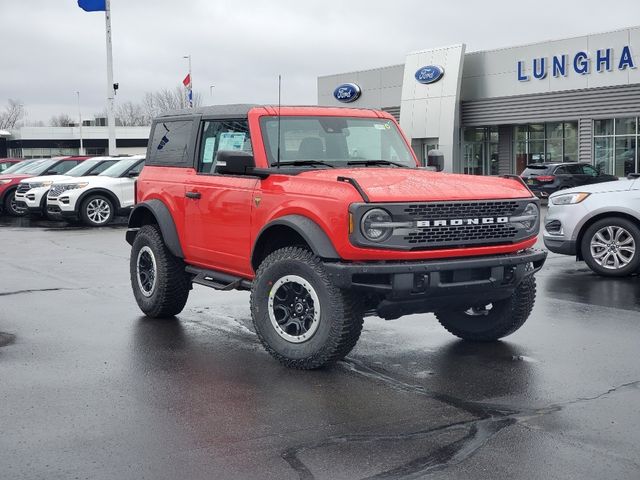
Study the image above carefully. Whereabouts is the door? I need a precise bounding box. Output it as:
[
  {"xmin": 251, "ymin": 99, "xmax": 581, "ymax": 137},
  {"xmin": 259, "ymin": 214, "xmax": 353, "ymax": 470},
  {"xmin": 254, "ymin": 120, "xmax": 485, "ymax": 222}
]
[{"xmin": 183, "ymin": 119, "xmax": 258, "ymax": 275}]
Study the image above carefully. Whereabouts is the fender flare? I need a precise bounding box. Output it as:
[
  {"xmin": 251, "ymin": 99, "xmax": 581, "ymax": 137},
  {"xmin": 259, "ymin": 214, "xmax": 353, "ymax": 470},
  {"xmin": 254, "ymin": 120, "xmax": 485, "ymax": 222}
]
[
  {"xmin": 126, "ymin": 199, "xmax": 184, "ymax": 258},
  {"xmin": 252, "ymin": 214, "xmax": 340, "ymax": 267}
]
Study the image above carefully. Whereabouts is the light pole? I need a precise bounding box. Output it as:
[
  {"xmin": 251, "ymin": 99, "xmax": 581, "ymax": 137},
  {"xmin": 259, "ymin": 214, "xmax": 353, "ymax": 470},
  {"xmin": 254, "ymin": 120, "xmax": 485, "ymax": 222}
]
[
  {"xmin": 183, "ymin": 55, "xmax": 193, "ymax": 108},
  {"xmin": 209, "ymin": 85, "xmax": 214, "ymax": 104},
  {"xmin": 76, "ymin": 92, "xmax": 84, "ymax": 155}
]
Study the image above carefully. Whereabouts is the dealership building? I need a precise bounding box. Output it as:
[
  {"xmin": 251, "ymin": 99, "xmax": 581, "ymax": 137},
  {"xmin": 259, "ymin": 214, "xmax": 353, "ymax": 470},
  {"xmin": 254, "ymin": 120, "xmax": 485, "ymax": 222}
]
[{"xmin": 318, "ymin": 26, "xmax": 640, "ymax": 176}]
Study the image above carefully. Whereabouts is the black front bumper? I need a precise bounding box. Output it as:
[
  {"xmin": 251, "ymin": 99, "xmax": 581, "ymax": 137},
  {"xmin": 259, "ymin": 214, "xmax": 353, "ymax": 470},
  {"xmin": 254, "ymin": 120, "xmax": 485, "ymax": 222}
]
[
  {"xmin": 324, "ymin": 249, "xmax": 547, "ymax": 319},
  {"xmin": 543, "ymin": 237, "xmax": 577, "ymax": 255}
]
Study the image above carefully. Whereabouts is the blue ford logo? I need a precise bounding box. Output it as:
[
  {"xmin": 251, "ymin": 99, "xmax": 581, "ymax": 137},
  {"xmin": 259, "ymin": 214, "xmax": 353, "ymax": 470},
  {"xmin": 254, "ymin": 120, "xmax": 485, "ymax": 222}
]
[
  {"xmin": 415, "ymin": 65, "xmax": 444, "ymax": 84},
  {"xmin": 333, "ymin": 83, "xmax": 361, "ymax": 103}
]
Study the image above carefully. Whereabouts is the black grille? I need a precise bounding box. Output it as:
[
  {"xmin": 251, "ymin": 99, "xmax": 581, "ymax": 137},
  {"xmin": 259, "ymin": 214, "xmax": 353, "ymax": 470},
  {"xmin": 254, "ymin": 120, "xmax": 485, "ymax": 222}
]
[
  {"xmin": 16, "ymin": 184, "xmax": 31, "ymax": 194},
  {"xmin": 404, "ymin": 224, "xmax": 519, "ymax": 245},
  {"xmin": 403, "ymin": 201, "xmax": 519, "ymax": 219}
]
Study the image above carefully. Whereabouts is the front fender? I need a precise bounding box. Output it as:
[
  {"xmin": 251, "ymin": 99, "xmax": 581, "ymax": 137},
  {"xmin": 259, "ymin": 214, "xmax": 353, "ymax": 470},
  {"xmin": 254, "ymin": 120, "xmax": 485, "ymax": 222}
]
[{"xmin": 126, "ymin": 199, "xmax": 184, "ymax": 258}]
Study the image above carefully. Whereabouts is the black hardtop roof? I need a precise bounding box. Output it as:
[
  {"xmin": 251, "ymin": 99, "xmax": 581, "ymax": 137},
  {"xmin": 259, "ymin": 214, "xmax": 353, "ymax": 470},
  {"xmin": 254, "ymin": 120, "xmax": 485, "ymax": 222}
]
[{"xmin": 155, "ymin": 104, "xmax": 385, "ymax": 120}]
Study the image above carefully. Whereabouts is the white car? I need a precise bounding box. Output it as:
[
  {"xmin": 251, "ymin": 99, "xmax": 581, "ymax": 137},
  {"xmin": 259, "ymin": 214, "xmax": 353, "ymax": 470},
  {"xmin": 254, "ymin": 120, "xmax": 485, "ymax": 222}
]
[
  {"xmin": 47, "ymin": 156, "xmax": 145, "ymax": 227},
  {"xmin": 15, "ymin": 157, "xmax": 121, "ymax": 216},
  {"xmin": 543, "ymin": 176, "xmax": 640, "ymax": 276}
]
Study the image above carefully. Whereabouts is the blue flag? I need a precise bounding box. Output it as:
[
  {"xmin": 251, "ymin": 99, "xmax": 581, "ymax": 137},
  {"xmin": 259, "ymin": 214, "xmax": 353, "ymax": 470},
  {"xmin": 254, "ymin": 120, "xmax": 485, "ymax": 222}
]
[{"xmin": 78, "ymin": 0, "xmax": 106, "ymax": 12}]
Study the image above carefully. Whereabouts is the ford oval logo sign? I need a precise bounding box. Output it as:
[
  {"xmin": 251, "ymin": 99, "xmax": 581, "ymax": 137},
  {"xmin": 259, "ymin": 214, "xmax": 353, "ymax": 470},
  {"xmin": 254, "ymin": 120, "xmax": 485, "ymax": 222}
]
[
  {"xmin": 415, "ymin": 65, "xmax": 444, "ymax": 84},
  {"xmin": 333, "ymin": 83, "xmax": 361, "ymax": 103}
]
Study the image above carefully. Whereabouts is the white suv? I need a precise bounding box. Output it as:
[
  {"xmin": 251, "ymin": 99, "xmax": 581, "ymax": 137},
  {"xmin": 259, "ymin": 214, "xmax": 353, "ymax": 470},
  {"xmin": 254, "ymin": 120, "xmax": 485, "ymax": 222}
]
[
  {"xmin": 544, "ymin": 176, "xmax": 640, "ymax": 276},
  {"xmin": 47, "ymin": 156, "xmax": 145, "ymax": 227},
  {"xmin": 15, "ymin": 157, "xmax": 120, "ymax": 216}
]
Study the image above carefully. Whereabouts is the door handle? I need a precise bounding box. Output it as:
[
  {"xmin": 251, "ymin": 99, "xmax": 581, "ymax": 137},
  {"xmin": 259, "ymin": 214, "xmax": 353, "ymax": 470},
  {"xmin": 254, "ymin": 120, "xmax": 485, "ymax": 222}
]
[{"xmin": 185, "ymin": 191, "xmax": 201, "ymax": 199}]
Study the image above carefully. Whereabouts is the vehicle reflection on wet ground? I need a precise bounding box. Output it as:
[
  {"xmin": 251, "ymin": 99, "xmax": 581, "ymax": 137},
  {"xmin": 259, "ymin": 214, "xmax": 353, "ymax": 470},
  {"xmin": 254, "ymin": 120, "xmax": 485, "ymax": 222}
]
[{"xmin": 1, "ymin": 215, "xmax": 639, "ymax": 479}]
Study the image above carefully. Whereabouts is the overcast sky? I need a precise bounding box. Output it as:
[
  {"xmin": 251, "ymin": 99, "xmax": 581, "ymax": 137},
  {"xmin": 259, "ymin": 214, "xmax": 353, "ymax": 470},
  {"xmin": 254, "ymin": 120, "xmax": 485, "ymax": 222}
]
[{"xmin": 2, "ymin": 0, "xmax": 640, "ymax": 124}]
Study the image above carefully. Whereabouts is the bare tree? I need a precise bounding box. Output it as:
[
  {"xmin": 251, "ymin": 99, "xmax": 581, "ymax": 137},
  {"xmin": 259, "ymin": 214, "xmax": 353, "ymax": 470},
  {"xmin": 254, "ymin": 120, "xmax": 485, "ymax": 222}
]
[
  {"xmin": 49, "ymin": 114, "xmax": 75, "ymax": 127},
  {"xmin": 115, "ymin": 101, "xmax": 147, "ymax": 126},
  {"xmin": 141, "ymin": 86, "xmax": 202, "ymax": 121},
  {"xmin": 0, "ymin": 99, "xmax": 25, "ymax": 129}
]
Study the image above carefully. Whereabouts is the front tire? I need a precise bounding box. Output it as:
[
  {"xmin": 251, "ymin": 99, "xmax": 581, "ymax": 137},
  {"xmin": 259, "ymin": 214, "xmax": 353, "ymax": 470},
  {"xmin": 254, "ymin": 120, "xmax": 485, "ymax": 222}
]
[
  {"xmin": 80, "ymin": 194, "xmax": 114, "ymax": 227},
  {"xmin": 581, "ymin": 218, "xmax": 640, "ymax": 277},
  {"xmin": 250, "ymin": 247, "xmax": 364, "ymax": 369},
  {"xmin": 3, "ymin": 189, "xmax": 26, "ymax": 217},
  {"xmin": 130, "ymin": 224, "xmax": 191, "ymax": 318},
  {"xmin": 435, "ymin": 276, "xmax": 537, "ymax": 341}
]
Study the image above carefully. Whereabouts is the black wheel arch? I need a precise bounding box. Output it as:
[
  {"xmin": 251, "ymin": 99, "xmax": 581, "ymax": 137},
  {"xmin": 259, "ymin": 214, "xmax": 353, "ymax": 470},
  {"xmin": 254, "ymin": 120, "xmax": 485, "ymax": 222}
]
[
  {"xmin": 251, "ymin": 215, "xmax": 340, "ymax": 272},
  {"xmin": 126, "ymin": 199, "xmax": 184, "ymax": 258}
]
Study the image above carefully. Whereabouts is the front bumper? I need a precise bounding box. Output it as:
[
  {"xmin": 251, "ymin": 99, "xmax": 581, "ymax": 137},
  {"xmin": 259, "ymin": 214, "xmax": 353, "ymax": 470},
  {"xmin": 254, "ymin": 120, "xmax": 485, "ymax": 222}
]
[{"xmin": 324, "ymin": 248, "xmax": 547, "ymax": 319}]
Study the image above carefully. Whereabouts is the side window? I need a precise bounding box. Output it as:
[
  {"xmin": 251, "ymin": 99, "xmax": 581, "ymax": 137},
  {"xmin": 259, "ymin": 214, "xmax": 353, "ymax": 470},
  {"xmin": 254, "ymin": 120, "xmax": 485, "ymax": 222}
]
[
  {"xmin": 148, "ymin": 120, "xmax": 193, "ymax": 166},
  {"xmin": 554, "ymin": 166, "xmax": 567, "ymax": 175},
  {"xmin": 565, "ymin": 164, "xmax": 583, "ymax": 175},
  {"xmin": 197, "ymin": 119, "xmax": 251, "ymax": 173},
  {"xmin": 127, "ymin": 161, "xmax": 145, "ymax": 177},
  {"xmin": 89, "ymin": 160, "xmax": 118, "ymax": 175},
  {"xmin": 582, "ymin": 165, "xmax": 599, "ymax": 177},
  {"xmin": 48, "ymin": 160, "xmax": 79, "ymax": 174}
]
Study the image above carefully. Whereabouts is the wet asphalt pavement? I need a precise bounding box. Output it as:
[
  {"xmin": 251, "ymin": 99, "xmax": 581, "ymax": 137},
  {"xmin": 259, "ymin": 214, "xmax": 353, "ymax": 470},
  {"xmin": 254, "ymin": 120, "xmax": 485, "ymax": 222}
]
[{"xmin": 1, "ymin": 215, "xmax": 639, "ymax": 480}]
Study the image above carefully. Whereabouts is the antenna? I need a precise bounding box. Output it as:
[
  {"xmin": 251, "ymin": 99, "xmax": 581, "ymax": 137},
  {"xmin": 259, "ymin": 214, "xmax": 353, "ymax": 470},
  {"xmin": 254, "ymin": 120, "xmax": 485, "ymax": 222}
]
[{"xmin": 276, "ymin": 74, "xmax": 281, "ymax": 169}]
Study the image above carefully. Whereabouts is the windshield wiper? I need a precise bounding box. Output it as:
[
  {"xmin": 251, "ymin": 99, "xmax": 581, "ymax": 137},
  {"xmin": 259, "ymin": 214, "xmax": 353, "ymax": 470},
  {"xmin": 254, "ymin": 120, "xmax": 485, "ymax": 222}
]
[
  {"xmin": 272, "ymin": 160, "xmax": 335, "ymax": 168},
  {"xmin": 346, "ymin": 159, "xmax": 409, "ymax": 168}
]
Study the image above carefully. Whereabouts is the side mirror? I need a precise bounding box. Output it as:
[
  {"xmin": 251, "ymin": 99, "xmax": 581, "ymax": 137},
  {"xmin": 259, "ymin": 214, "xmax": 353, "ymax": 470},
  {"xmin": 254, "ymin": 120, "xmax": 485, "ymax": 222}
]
[
  {"xmin": 216, "ymin": 150, "xmax": 255, "ymax": 175},
  {"xmin": 127, "ymin": 170, "xmax": 139, "ymax": 177},
  {"xmin": 426, "ymin": 149, "xmax": 444, "ymax": 172}
]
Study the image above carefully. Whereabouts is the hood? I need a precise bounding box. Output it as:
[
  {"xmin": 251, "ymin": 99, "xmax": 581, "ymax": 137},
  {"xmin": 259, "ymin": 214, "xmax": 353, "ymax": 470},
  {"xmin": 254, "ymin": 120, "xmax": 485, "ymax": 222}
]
[
  {"xmin": 549, "ymin": 178, "xmax": 637, "ymax": 197},
  {"xmin": 19, "ymin": 174, "xmax": 71, "ymax": 185},
  {"xmin": 296, "ymin": 168, "xmax": 532, "ymax": 202},
  {"xmin": 0, "ymin": 173, "xmax": 32, "ymax": 181},
  {"xmin": 52, "ymin": 175, "xmax": 116, "ymax": 187}
]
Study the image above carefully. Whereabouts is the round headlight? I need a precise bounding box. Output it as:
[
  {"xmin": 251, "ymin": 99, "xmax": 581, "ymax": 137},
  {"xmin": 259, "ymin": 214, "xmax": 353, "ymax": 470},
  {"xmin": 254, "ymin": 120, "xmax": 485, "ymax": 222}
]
[
  {"xmin": 361, "ymin": 208, "xmax": 393, "ymax": 242},
  {"xmin": 521, "ymin": 202, "xmax": 539, "ymax": 230}
]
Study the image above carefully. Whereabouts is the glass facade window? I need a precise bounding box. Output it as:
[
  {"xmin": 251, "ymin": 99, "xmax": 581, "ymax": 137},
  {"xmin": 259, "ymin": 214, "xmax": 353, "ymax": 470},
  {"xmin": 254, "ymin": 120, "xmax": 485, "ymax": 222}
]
[
  {"xmin": 593, "ymin": 117, "xmax": 638, "ymax": 176},
  {"xmin": 462, "ymin": 126, "xmax": 498, "ymax": 175},
  {"xmin": 513, "ymin": 121, "xmax": 578, "ymax": 174}
]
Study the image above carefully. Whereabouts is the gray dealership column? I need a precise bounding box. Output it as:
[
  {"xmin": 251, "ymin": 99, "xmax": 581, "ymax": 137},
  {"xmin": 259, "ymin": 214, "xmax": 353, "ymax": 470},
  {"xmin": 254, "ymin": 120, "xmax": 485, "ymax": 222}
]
[
  {"xmin": 498, "ymin": 126, "xmax": 513, "ymax": 175},
  {"xmin": 578, "ymin": 118, "xmax": 593, "ymax": 164}
]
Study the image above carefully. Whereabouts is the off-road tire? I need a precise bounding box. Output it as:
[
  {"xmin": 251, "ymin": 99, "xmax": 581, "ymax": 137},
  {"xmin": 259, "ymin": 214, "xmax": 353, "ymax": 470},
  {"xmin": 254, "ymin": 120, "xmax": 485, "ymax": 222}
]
[
  {"xmin": 581, "ymin": 217, "xmax": 640, "ymax": 277},
  {"xmin": 3, "ymin": 189, "xmax": 26, "ymax": 217},
  {"xmin": 250, "ymin": 247, "xmax": 364, "ymax": 369},
  {"xmin": 130, "ymin": 224, "xmax": 191, "ymax": 318},
  {"xmin": 80, "ymin": 194, "xmax": 115, "ymax": 227},
  {"xmin": 435, "ymin": 276, "xmax": 536, "ymax": 341}
]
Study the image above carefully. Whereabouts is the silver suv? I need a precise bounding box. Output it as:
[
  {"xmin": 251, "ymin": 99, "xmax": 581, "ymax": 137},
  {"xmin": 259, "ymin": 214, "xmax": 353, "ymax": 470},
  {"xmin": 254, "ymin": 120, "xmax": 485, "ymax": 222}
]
[{"xmin": 543, "ymin": 176, "xmax": 640, "ymax": 276}]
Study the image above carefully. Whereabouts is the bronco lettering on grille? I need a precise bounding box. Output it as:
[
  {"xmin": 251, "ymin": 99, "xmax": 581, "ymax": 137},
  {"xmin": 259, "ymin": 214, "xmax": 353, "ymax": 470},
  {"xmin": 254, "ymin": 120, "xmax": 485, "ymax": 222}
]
[{"xmin": 416, "ymin": 217, "xmax": 509, "ymax": 227}]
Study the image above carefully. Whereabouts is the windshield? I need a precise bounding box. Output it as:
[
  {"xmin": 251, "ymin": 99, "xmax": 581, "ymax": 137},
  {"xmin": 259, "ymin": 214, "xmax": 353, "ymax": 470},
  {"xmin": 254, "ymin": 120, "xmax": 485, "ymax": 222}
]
[
  {"xmin": 2, "ymin": 159, "xmax": 38, "ymax": 174},
  {"xmin": 99, "ymin": 158, "xmax": 143, "ymax": 177},
  {"xmin": 16, "ymin": 158, "xmax": 58, "ymax": 175},
  {"xmin": 260, "ymin": 116, "xmax": 416, "ymax": 168},
  {"xmin": 66, "ymin": 159, "xmax": 116, "ymax": 177}
]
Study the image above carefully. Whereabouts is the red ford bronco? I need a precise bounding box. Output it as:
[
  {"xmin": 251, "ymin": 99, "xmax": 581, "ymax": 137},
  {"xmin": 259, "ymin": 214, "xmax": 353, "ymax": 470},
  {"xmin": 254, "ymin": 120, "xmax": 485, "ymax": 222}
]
[{"xmin": 127, "ymin": 105, "xmax": 546, "ymax": 369}]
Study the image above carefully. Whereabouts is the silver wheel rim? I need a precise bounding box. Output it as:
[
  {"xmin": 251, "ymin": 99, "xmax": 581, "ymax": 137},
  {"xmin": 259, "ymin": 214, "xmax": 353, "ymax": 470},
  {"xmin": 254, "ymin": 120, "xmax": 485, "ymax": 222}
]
[
  {"xmin": 268, "ymin": 275, "xmax": 321, "ymax": 343},
  {"xmin": 86, "ymin": 198, "xmax": 111, "ymax": 224},
  {"xmin": 590, "ymin": 226, "xmax": 636, "ymax": 270},
  {"xmin": 136, "ymin": 246, "xmax": 157, "ymax": 297},
  {"xmin": 10, "ymin": 194, "xmax": 25, "ymax": 214}
]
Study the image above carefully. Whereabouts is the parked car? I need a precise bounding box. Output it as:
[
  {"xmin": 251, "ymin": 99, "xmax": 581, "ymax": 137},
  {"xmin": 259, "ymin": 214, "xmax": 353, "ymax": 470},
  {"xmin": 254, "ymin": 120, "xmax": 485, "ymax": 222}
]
[
  {"xmin": 0, "ymin": 158, "xmax": 23, "ymax": 173},
  {"xmin": 520, "ymin": 162, "xmax": 618, "ymax": 199},
  {"xmin": 15, "ymin": 156, "xmax": 119, "ymax": 216},
  {"xmin": 0, "ymin": 157, "xmax": 88, "ymax": 216},
  {"xmin": 126, "ymin": 105, "xmax": 546, "ymax": 370},
  {"xmin": 47, "ymin": 156, "xmax": 145, "ymax": 226},
  {"xmin": 544, "ymin": 176, "xmax": 640, "ymax": 276}
]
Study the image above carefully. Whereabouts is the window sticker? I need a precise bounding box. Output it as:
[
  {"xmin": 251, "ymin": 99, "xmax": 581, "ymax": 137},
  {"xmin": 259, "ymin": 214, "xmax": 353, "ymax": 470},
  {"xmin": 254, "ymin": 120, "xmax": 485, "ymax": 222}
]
[
  {"xmin": 218, "ymin": 132, "xmax": 246, "ymax": 151},
  {"xmin": 374, "ymin": 122, "xmax": 392, "ymax": 130},
  {"xmin": 202, "ymin": 137, "xmax": 216, "ymax": 164}
]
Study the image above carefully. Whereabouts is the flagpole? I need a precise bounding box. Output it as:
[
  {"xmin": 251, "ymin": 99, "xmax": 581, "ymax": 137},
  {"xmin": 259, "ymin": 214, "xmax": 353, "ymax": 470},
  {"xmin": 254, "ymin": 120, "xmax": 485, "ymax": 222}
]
[
  {"xmin": 183, "ymin": 54, "xmax": 193, "ymax": 108},
  {"xmin": 105, "ymin": 0, "xmax": 116, "ymax": 154}
]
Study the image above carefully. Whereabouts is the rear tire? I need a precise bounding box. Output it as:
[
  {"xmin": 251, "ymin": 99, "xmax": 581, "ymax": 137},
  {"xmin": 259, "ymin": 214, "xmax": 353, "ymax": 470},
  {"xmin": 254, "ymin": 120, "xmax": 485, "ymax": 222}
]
[
  {"xmin": 80, "ymin": 194, "xmax": 114, "ymax": 227},
  {"xmin": 3, "ymin": 189, "xmax": 26, "ymax": 217},
  {"xmin": 581, "ymin": 218, "xmax": 640, "ymax": 277},
  {"xmin": 435, "ymin": 276, "xmax": 536, "ymax": 341},
  {"xmin": 250, "ymin": 247, "xmax": 364, "ymax": 369},
  {"xmin": 130, "ymin": 224, "xmax": 191, "ymax": 318}
]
